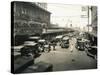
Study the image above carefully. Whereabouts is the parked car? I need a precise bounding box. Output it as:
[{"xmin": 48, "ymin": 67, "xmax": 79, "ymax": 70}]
[
  {"xmin": 55, "ymin": 35, "xmax": 63, "ymax": 43},
  {"xmin": 76, "ymin": 37, "xmax": 82, "ymax": 50},
  {"xmin": 76, "ymin": 37, "xmax": 90, "ymax": 51},
  {"xmin": 60, "ymin": 36, "xmax": 69, "ymax": 48},
  {"xmin": 20, "ymin": 41, "xmax": 39, "ymax": 56},
  {"xmin": 38, "ymin": 39, "xmax": 46, "ymax": 52},
  {"xmin": 84, "ymin": 33, "xmax": 97, "ymax": 59},
  {"xmin": 85, "ymin": 45, "xmax": 97, "ymax": 59}
]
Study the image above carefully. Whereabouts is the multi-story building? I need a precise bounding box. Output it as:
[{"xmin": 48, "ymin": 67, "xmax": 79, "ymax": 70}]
[
  {"xmin": 12, "ymin": 1, "xmax": 51, "ymax": 45},
  {"xmin": 13, "ymin": 1, "xmax": 51, "ymax": 35},
  {"xmin": 91, "ymin": 6, "xmax": 97, "ymax": 35}
]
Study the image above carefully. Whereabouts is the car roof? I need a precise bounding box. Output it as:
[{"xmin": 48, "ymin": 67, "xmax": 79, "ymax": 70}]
[
  {"xmin": 38, "ymin": 39, "xmax": 45, "ymax": 42},
  {"xmin": 62, "ymin": 37, "xmax": 69, "ymax": 40},
  {"xmin": 56, "ymin": 35, "xmax": 63, "ymax": 39}
]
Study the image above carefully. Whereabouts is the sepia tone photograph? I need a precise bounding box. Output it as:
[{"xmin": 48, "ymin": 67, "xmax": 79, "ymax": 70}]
[{"xmin": 11, "ymin": 1, "xmax": 97, "ymax": 74}]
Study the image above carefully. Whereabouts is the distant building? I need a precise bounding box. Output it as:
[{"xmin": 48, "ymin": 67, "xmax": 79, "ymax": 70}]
[
  {"xmin": 80, "ymin": 6, "xmax": 94, "ymax": 32},
  {"xmin": 13, "ymin": 1, "xmax": 51, "ymax": 35},
  {"xmin": 91, "ymin": 6, "xmax": 97, "ymax": 35}
]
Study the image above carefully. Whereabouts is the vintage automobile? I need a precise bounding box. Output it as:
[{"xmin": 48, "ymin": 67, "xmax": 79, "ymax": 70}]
[
  {"xmin": 20, "ymin": 41, "xmax": 40, "ymax": 56},
  {"xmin": 55, "ymin": 35, "xmax": 64, "ymax": 43},
  {"xmin": 76, "ymin": 37, "xmax": 90, "ymax": 51},
  {"xmin": 76, "ymin": 37, "xmax": 82, "ymax": 49},
  {"xmin": 84, "ymin": 33, "xmax": 97, "ymax": 59},
  {"xmin": 60, "ymin": 36, "xmax": 69, "ymax": 48},
  {"xmin": 86, "ymin": 46, "xmax": 97, "ymax": 59},
  {"xmin": 38, "ymin": 39, "xmax": 46, "ymax": 52}
]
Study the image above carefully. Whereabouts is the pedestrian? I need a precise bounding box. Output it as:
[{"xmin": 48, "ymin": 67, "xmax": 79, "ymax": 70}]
[
  {"xmin": 52, "ymin": 41, "xmax": 56, "ymax": 50},
  {"xmin": 70, "ymin": 38, "xmax": 74, "ymax": 52},
  {"xmin": 48, "ymin": 42, "xmax": 51, "ymax": 52}
]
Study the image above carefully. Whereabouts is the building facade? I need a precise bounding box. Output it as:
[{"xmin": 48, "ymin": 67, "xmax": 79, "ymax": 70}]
[
  {"xmin": 91, "ymin": 6, "xmax": 97, "ymax": 35},
  {"xmin": 13, "ymin": 1, "xmax": 51, "ymax": 35}
]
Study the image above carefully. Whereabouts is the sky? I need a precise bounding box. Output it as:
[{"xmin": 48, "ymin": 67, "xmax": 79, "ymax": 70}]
[{"xmin": 47, "ymin": 3, "xmax": 90, "ymax": 31}]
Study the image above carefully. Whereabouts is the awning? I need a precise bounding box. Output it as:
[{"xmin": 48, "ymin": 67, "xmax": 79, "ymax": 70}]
[{"xmin": 29, "ymin": 37, "xmax": 40, "ymax": 39}]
